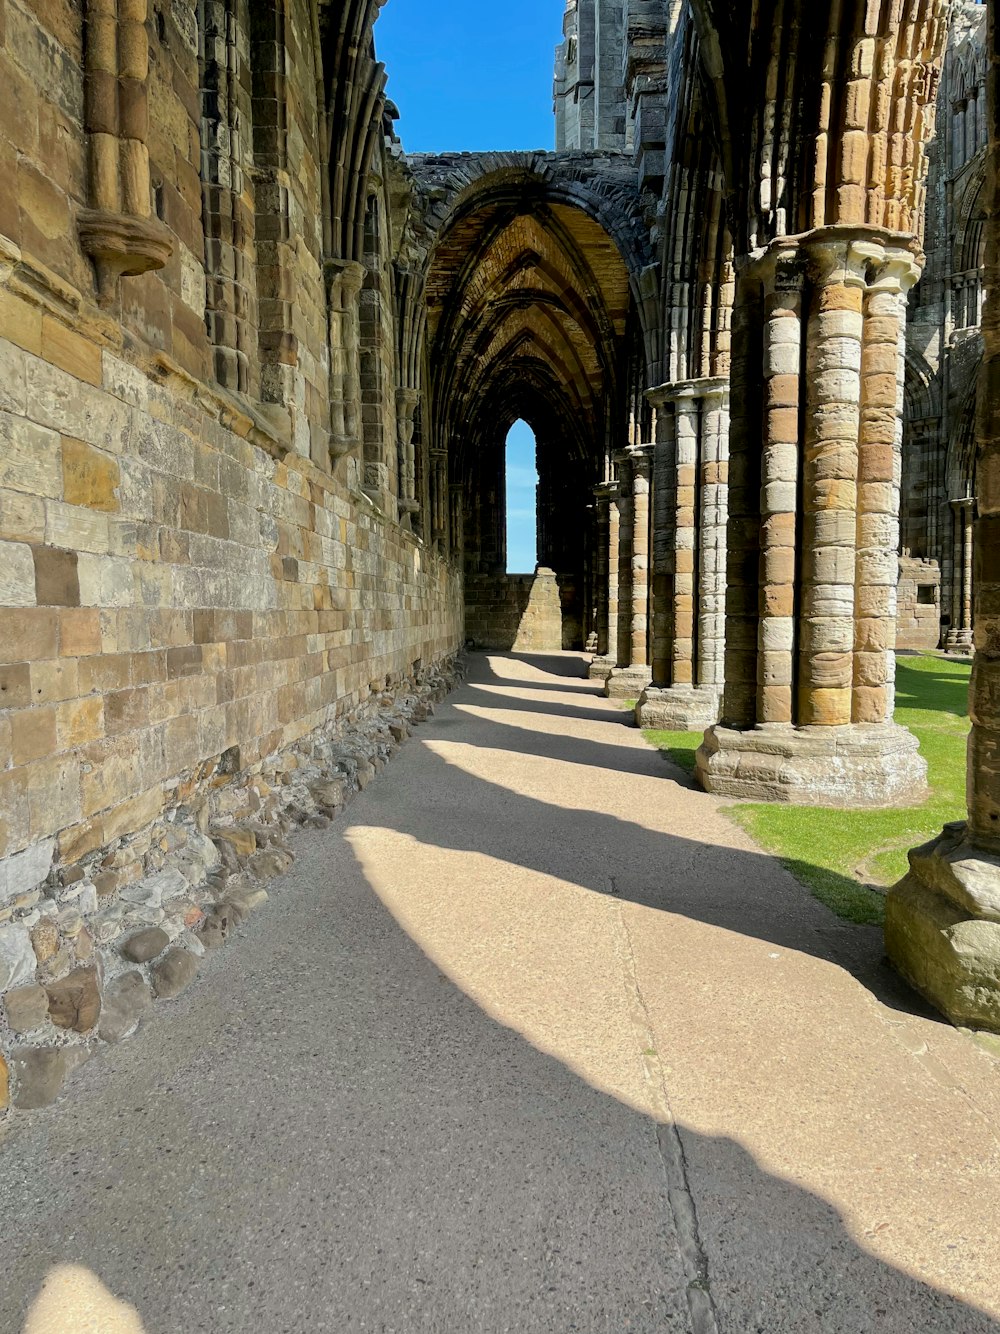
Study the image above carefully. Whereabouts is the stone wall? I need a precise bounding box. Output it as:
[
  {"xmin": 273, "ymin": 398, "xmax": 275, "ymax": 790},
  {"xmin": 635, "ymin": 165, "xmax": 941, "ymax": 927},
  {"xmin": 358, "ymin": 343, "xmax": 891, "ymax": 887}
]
[
  {"xmin": 465, "ymin": 570, "xmax": 581, "ymax": 652},
  {"xmin": 0, "ymin": 0, "xmax": 464, "ymax": 1118},
  {"xmin": 897, "ymin": 557, "xmax": 943, "ymax": 651}
]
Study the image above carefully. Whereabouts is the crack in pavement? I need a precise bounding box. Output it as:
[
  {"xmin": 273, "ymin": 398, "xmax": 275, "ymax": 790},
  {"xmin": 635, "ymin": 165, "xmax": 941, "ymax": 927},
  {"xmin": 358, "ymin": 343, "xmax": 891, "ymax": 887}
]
[{"xmin": 611, "ymin": 896, "xmax": 720, "ymax": 1334}]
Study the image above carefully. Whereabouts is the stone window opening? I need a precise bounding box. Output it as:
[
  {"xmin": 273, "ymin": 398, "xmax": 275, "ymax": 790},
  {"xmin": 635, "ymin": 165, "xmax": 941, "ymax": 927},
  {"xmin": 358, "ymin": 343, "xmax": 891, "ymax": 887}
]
[{"xmin": 505, "ymin": 420, "xmax": 540, "ymax": 575}]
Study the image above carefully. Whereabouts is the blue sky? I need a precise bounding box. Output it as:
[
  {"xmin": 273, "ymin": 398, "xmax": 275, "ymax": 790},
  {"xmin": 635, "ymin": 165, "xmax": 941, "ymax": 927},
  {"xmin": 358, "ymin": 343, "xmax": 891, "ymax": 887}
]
[
  {"xmin": 376, "ymin": 1, "xmax": 562, "ymax": 153},
  {"xmin": 376, "ymin": 2, "xmax": 556, "ymax": 571},
  {"xmin": 505, "ymin": 421, "xmax": 539, "ymax": 573}
]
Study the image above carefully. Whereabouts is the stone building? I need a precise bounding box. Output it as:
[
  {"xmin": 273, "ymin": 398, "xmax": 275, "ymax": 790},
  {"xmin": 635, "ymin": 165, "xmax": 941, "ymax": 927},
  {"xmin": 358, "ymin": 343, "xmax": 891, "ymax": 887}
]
[
  {"xmin": 2, "ymin": 0, "xmax": 1000, "ymax": 1120},
  {"xmin": 900, "ymin": 0, "xmax": 988, "ymax": 651}
]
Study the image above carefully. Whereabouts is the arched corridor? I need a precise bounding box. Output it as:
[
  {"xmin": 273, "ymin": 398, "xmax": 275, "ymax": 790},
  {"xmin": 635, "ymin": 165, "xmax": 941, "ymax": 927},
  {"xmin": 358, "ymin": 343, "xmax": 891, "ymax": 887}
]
[{"xmin": 1, "ymin": 652, "xmax": 999, "ymax": 1331}]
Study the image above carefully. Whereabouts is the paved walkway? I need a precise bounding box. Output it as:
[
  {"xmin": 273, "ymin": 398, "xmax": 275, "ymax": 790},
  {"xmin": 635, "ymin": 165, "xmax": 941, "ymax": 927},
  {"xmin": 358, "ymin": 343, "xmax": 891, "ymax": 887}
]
[{"xmin": 2, "ymin": 652, "xmax": 999, "ymax": 1333}]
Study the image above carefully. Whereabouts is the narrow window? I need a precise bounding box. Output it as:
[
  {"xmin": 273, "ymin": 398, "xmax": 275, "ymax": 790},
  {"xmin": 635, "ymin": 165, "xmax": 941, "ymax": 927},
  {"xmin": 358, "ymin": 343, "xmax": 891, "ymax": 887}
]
[{"xmin": 505, "ymin": 419, "xmax": 538, "ymax": 574}]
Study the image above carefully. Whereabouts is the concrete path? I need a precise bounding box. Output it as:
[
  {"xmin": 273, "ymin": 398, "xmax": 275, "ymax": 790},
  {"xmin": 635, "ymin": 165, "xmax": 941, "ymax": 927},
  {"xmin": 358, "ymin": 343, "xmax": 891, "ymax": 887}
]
[{"xmin": 2, "ymin": 651, "xmax": 999, "ymax": 1333}]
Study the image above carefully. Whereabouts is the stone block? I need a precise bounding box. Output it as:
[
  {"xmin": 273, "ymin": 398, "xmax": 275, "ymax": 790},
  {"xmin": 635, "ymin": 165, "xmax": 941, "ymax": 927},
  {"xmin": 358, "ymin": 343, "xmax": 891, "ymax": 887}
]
[
  {"xmin": 10, "ymin": 1046, "xmax": 70, "ymax": 1109},
  {"xmin": 0, "ymin": 539, "xmax": 37, "ymax": 606},
  {"xmin": 46, "ymin": 965, "xmax": 101, "ymax": 1032},
  {"xmin": 151, "ymin": 947, "xmax": 199, "ymax": 999},
  {"xmin": 0, "ymin": 837, "xmax": 55, "ymax": 907},
  {"xmin": 32, "ymin": 544, "xmax": 80, "ymax": 606},
  {"xmin": 99, "ymin": 971, "xmax": 152, "ymax": 1042},
  {"xmin": 62, "ymin": 437, "xmax": 121, "ymax": 512},
  {"xmin": 121, "ymin": 926, "xmax": 170, "ymax": 963},
  {"xmin": 3, "ymin": 983, "xmax": 49, "ymax": 1033},
  {"xmin": 0, "ymin": 924, "xmax": 36, "ymax": 990}
]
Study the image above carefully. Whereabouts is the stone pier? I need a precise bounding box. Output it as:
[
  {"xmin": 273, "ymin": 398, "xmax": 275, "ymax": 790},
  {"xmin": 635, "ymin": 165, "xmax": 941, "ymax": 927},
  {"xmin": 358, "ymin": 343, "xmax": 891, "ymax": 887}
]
[
  {"xmin": 696, "ymin": 228, "xmax": 928, "ymax": 806},
  {"xmin": 886, "ymin": 19, "xmax": 1000, "ymax": 1031},
  {"xmin": 637, "ymin": 378, "xmax": 729, "ymax": 730},
  {"xmin": 605, "ymin": 446, "xmax": 654, "ymax": 699},
  {"xmin": 588, "ymin": 482, "xmax": 620, "ymax": 681}
]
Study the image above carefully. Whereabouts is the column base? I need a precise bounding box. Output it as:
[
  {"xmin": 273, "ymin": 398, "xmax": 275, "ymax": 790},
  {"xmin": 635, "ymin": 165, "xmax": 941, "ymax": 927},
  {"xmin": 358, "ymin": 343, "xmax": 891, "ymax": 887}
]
[
  {"xmin": 944, "ymin": 629, "xmax": 974, "ymax": 656},
  {"xmin": 604, "ymin": 666, "xmax": 653, "ymax": 700},
  {"xmin": 885, "ymin": 823, "xmax": 1000, "ymax": 1032},
  {"xmin": 695, "ymin": 721, "xmax": 928, "ymax": 807},
  {"xmin": 635, "ymin": 685, "xmax": 721, "ymax": 731},
  {"xmin": 587, "ymin": 655, "xmax": 615, "ymax": 682}
]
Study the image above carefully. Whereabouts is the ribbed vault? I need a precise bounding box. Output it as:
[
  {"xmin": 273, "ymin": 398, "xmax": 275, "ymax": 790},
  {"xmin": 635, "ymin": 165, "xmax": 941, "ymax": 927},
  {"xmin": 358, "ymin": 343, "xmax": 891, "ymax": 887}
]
[{"xmin": 422, "ymin": 170, "xmax": 635, "ymax": 645}]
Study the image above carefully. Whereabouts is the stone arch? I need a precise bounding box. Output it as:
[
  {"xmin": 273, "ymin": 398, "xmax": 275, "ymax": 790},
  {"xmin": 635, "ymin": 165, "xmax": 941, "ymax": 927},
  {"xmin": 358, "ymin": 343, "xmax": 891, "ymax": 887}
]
[{"xmin": 414, "ymin": 157, "xmax": 638, "ymax": 649}]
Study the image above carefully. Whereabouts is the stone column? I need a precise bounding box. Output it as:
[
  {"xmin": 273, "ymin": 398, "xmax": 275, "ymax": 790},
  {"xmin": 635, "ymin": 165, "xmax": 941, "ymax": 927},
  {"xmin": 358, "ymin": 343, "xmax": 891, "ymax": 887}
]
[
  {"xmin": 590, "ymin": 482, "xmax": 622, "ymax": 682},
  {"xmin": 886, "ymin": 20, "xmax": 1000, "ymax": 1025},
  {"xmin": 430, "ymin": 447, "xmax": 449, "ymax": 554},
  {"xmin": 637, "ymin": 378, "xmax": 730, "ymax": 730},
  {"xmin": 944, "ymin": 499, "xmax": 975, "ymax": 654},
  {"xmin": 696, "ymin": 226, "xmax": 927, "ymax": 806},
  {"xmin": 396, "ymin": 389, "xmax": 420, "ymax": 529},
  {"xmin": 588, "ymin": 483, "xmax": 616, "ymax": 671},
  {"xmin": 77, "ymin": 0, "xmax": 171, "ymax": 305},
  {"xmin": 606, "ymin": 446, "xmax": 653, "ymax": 699}
]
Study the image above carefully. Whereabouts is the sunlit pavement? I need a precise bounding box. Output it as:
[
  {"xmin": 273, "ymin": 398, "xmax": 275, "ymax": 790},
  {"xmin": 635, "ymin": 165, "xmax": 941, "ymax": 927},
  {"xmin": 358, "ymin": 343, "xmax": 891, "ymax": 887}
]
[{"xmin": 1, "ymin": 652, "xmax": 998, "ymax": 1333}]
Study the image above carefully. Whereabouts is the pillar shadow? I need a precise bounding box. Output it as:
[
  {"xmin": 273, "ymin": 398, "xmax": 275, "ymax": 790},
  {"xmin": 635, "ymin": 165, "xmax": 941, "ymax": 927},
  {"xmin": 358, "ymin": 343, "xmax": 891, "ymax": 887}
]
[{"xmin": 0, "ymin": 827, "xmax": 995, "ymax": 1333}]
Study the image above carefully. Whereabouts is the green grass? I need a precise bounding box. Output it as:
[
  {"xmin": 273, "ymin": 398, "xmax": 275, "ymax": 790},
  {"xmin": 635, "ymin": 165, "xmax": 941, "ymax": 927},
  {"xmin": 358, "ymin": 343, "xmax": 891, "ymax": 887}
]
[{"xmin": 639, "ymin": 654, "xmax": 972, "ymax": 926}]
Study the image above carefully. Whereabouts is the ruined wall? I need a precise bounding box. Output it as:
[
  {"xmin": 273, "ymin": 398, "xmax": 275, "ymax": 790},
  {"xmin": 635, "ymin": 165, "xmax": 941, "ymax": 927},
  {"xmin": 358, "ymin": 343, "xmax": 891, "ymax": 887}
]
[
  {"xmin": 0, "ymin": 0, "xmax": 462, "ymax": 1112},
  {"xmin": 465, "ymin": 571, "xmax": 581, "ymax": 652}
]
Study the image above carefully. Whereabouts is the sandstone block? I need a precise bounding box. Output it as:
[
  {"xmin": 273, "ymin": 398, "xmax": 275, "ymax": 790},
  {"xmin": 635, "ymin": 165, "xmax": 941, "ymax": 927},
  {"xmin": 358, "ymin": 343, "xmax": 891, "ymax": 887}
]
[
  {"xmin": 211, "ymin": 826, "xmax": 257, "ymax": 859},
  {"xmin": 121, "ymin": 926, "xmax": 170, "ymax": 963},
  {"xmin": 0, "ymin": 924, "xmax": 37, "ymax": 990},
  {"xmin": 62, "ymin": 437, "xmax": 121, "ymax": 512},
  {"xmin": 0, "ymin": 1052, "xmax": 8, "ymax": 1111},
  {"xmin": 4, "ymin": 983, "xmax": 49, "ymax": 1033},
  {"xmin": 10, "ymin": 1046, "xmax": 70, "ymax": 1109},
  {"xmin": 0, "ymin": 539, "xmax": 37, "ymax": 607},
  {"xmin": 151, "ymin": 947, "xmax": 199, "ymax": 999},
  {"xmin": 46, "ymin": 965, "xmax": 101, "ymax": 1032},
  {"xmin": 99, "ymin": 971, "xmax": 152, "ymax": 1042}
]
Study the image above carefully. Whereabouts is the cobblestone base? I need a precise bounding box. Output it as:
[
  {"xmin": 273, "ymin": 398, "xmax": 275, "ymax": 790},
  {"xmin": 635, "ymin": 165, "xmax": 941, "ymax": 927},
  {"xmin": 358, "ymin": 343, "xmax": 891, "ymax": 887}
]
[{"xmin": 0, "ymin": 654, "xmax": 465, "ymax": 1123}]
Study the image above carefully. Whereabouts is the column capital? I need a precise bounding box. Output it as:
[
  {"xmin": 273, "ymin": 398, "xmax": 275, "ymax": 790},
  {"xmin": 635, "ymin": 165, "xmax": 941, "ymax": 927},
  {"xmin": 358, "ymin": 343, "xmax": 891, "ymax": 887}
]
[
  {"xmin": 626, "ymin": 443, "xmax": 654, "ymax": 477},
  {"xmin": 739, "ymin": 225, "xmax": 924, "ymax": 295},
  {"xmin": 594, "ymin": 480, "xmax": 619, "ymax": 503},
  {"xmin": 645, "ymin": 375, "xmax": 729, "ymax": 407}
]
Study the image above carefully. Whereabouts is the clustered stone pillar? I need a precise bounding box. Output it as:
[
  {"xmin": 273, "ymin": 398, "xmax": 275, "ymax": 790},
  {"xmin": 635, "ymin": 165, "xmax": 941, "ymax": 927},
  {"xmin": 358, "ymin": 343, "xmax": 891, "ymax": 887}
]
[
  {"xmin": 605, "ymin": 446, "xmax": 653, "ymax": 699},
  {"xmin": 430, "ymin": 447, "xmax": 450, "ymax": 553},
  {"xmin": 589, "ymin": 481, "xmax": 621, "ymax": 682},
  {"xmin": 696, "ymin": 226, "xmax": 928, "ymax": 806},
  {"xmin": 327, "ymin": 260, "xmax": 365, "ymax": 462},
  {"xmin": 945, "ymin": 498, "xmax": 975, "ymax": 653},
  {"xmin": 77, "ymin": 0, "xmax": 171, "ymax": 305},
  {"xmin": 885, "ymin": 17, "xmax": 1000, "ymax": 1031},
  {"xmin": 396, "ymin": 388, "xmax": 420, "ymax": 529},
  {"xmin": 636, "ymin": 378, "xmax": 730, "ymax": 729}
]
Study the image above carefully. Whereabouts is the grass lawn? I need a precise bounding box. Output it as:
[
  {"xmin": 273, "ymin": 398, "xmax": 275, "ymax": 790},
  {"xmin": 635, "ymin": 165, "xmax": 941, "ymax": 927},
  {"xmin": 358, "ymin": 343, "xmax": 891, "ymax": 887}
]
[{"xmin": 638, "ymin": 654, "xmax": 972, "ymax": 925}]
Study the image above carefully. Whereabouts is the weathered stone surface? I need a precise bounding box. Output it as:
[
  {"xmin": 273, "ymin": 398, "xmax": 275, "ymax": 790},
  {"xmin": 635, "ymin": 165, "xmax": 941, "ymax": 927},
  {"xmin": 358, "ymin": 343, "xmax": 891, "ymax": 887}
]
[
  {"xmin": 309, "ymin": 779, "xmax": 346, "ymax": 810},
  {"xmin": 0, "ymin": 925, "xmax": 37, "ymax": 991},
  {"xmin": 0, "ymin": 1052, "xmax": 8, "ymax": 1111},
  {"xmin": 99, "ymin": 972, "xmax": 152, "ymax": 1043},
  {"xmin": 151, "ymin": 948, "xmax": 200, "ymax": 999},
  {"xmin": 10, "ymin": 1047, "xmax": 70, "ymax": 1109},
  {"xmin": 225, "ymin": 888, "xmax": 269, "ymax": 919},
  {"xmin": 3, "ymin": 984, "xmax": 49, "ymax": 1033},
  {"xmin": 887, "ymin": 873, "xmax": 1000, "ymax": 1033},
  {"xmin": 0, "ymin": 838, "xmax": 55, "ymax": 907},
  {"xmin": 211, "ymin": 827, "xmax": 257, "ymax": 860},
  {"xmin": 46, "ymin": 966, "xmax": 101, "ymax": 1033},
  {"xmin": 248, "ymin": 848, "xmax": 293, "ymax": 882},
  {"xmin": 120, "ymin": 868, "xmax": 188, "ymax": 908},
  {"xmin": 119, "ymin": 925, "xmax": 169, "ymax": 963}
]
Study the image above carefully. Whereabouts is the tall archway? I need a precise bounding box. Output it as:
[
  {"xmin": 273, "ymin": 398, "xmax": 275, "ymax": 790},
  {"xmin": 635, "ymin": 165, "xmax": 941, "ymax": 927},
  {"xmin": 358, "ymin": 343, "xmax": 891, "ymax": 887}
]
[{"xmin": 421, "ymin": 169, "xmax": 638, "ymax": 651}]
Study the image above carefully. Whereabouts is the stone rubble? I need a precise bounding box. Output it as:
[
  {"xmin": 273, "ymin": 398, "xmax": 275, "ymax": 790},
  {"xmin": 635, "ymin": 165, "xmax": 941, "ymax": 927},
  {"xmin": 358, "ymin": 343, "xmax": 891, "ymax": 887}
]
[{"xmin": 0, "ymin": 654, "xmax": 464, "ymax": 1126}]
